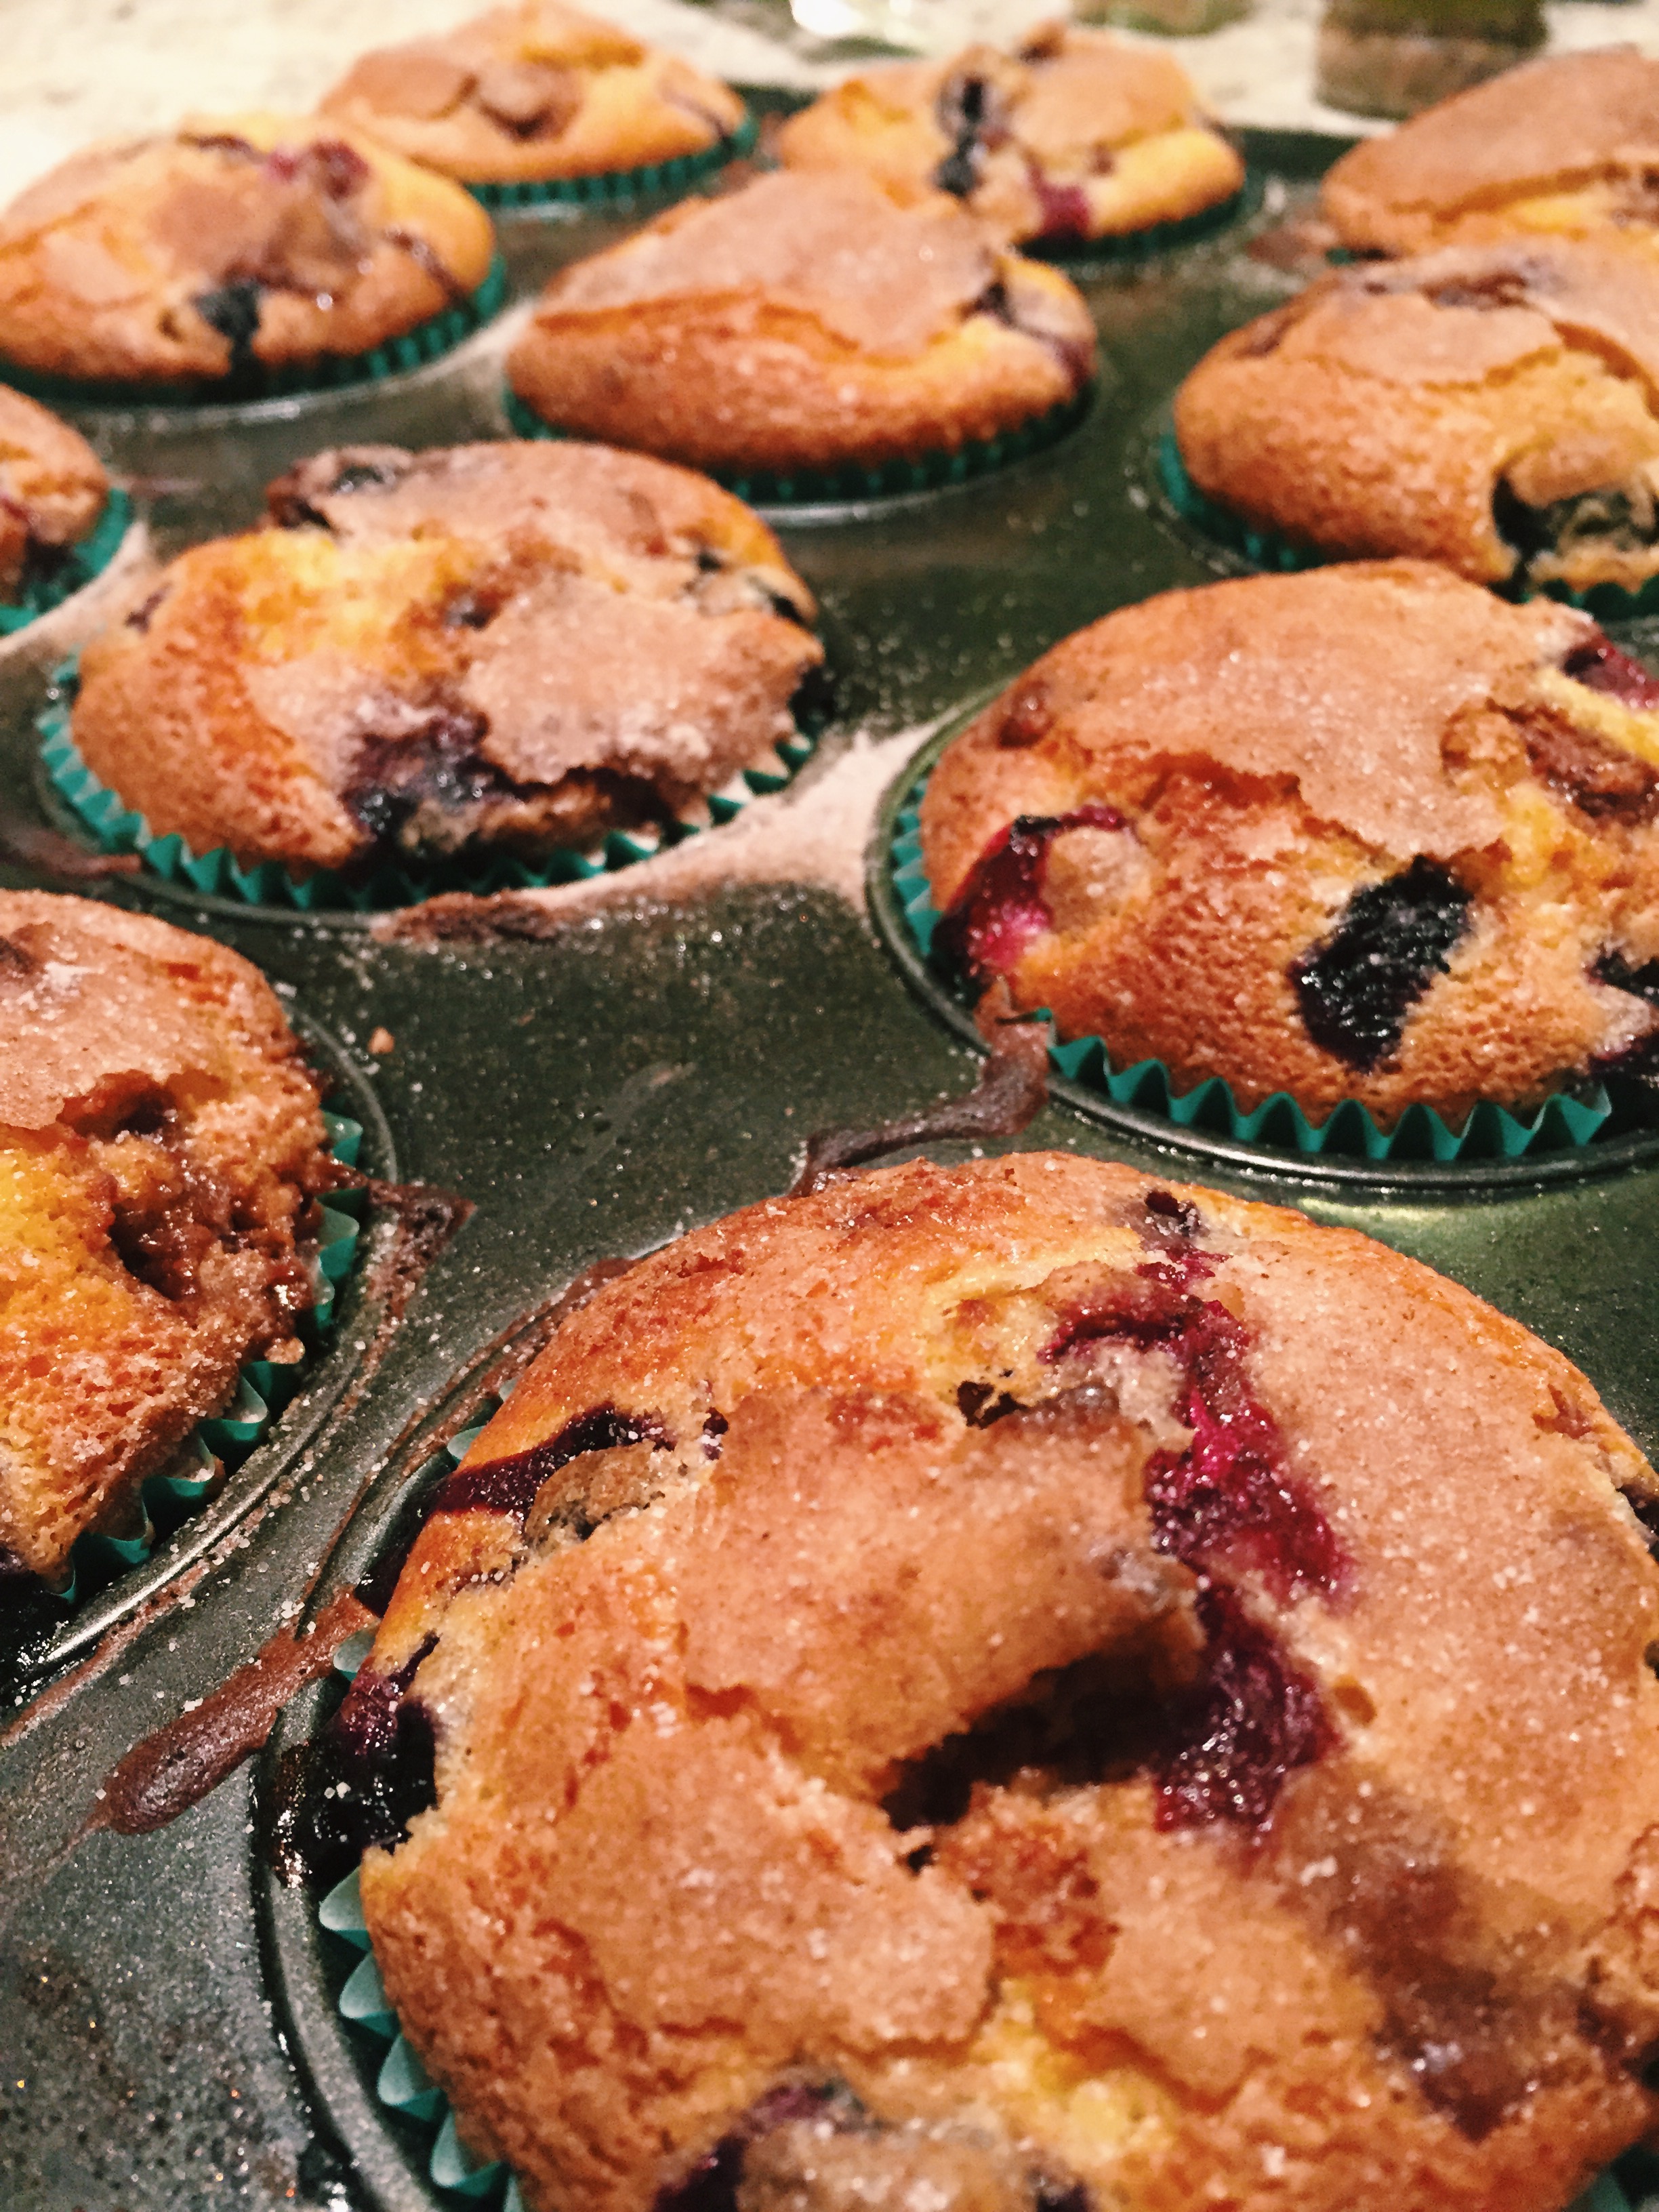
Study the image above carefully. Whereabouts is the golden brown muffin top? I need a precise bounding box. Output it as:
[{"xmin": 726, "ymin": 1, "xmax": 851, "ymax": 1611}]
[
  {"xmin": 0, "ymin": 892, "xmax": 306, "ymax": 1132},
  {"xmin": 351, "ymin": 1153, "xmax": 1659, "ymax": 2212},
  {"xmin": 1323, "ymin": 47, "xmax": 1659, "ymax": 247},
  {"xmin": 0, "ymin": 113, "xmax": 495, "ymax": 382},
  {"xmin": 544, "ymin": 170, "xmax": 1000, "ymax": 356},
  {"xmin": 322, "ymin": 0, "xmax": 741, "ymax": 166},
  {"xmin": 0, "ymin": 386, "xmax": 108, "ymax": 556},
  {"xmin": 930, "ymin": 560, "xmax": 1587, "ymax": 885}
]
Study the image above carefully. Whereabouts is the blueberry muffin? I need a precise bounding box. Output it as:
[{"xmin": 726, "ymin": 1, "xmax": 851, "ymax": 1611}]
[
  {"xmin": 506, "ymin": 169, "xmax": 1097, "ymax": 478},
  {"xmin": 1323, "ymin": 45, "xmax": 1659, "ymax": 255},
  {"xmin": 0, "ymin": 386, "xmax": 111, "ymax": 604},
  {"xmin": 775, "ymin": 20, "xmax": 1243, "ymax": 250},
  {"xmin": 1172, "ymin": 236, "xmax": 1659, "ymax": 598},
  {"xmin": 68, "ymin": 441, "xmax": 823, "ymax": 879},
  {"xmin": 324, "ymin": 1151, "xmax": 1659, "ymax": 2212},
  {"xmin": 0, "ymin": 114, "xmax": 496, "ymax": 390},
  {"xmin": 918, "ymin": 561, "xmax": 1659, "ymax": 1126},
  {"xmin": 0, "ymin": 894, "xmax": 340, "ymax": 1586},
  {"xmin": 321, "ymin": 1, "xmax": 745, "ymax": 192}
]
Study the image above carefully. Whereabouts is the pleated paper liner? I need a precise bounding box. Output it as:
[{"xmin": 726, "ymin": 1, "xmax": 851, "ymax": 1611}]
[
  {"xmin": 56, "ymin": 1110, "xmax": 365, "ymax": 1610},
  {"xmin": 1154, "ymin": 424, "xmax": 1659, "ymax": 620},
  {"xmin": 501, "ymin": 382, "xmax": 1094, "ymax": 510},
  {"xmin": 37, "ymin": 655, "xmax": 819, "ymax": 915},
  {"xmin": 1025, "ymin": 173, "xmax": 1257, "ymax": 267},
  {"xmin": 889, "ymin": 783, "xmax": 1614, "ymax": 1166},
  {"xmin": 467, "ymin": 110, "xmax": 756, "ymax": 210},
  {"xmin": 0, "ymin": 487, "xmax": 132, "ymax": 639},
  {"xmin": 0, "ymin": 255, "xmax": 509, "ymax": 411},
  {"xmin": 310, "ymin": 1503, "xmax": 1646, "ymax": 2212},
  {"xmin": 319, "ymin": 1399, "xmax": 533, "ymax": 2209}
]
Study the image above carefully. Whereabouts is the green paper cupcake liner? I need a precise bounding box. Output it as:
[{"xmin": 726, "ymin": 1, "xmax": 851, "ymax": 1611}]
[
  {"xmin": 1158, "ymin": 425, "xmax": 1659, "ymax": 621},
  {"xmin": 1027, "ymin": 174, "xmax": 1256, "ymax": 266},
  {"xmin": 312, "ymin": 1510, "xmax": 1641, "ymax": 2212},
  {"xmin": 890, "ymin": 782, "xmax": 1614, "ymax": 1164},
  {"xmin": 320, "ymin": 1399, "xmax": 530, "ymax": 2209},
  {"xmin": 467, "ymin": 111, "xmax": 756, "ymax": 210},
  {"xmin": 0, "ymin": 487, "xmax": 132, "ymax": 638},
  {"xmin": 55, "ymin": 1111, "xmax": 365, "ymax": 1608},
  {"xmin": 502, "ymin": 382, "xmax": 1095, "ymax": 508},
  {"xmin": 38, "ymin": 655, "xmax": 819, "ymax": 914},
  {"xmin": 1, "ymin": 255, "xmax": 509, "ymax": 410}
]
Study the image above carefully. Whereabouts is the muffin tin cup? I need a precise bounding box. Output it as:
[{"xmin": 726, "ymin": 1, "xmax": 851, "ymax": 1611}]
[
  {"xmin": 501, "ymin": 382, "xmax": 1097, "ymax": 514},
  {"xmin": 36, "ymin": 655, "xmax": 821, "ymax": 920},
  {"xmin": 0, "ymin": 257, "xmax": 510, "ymax": 413},
  {"xmin": 876, "ymin": 724, "xmax": 1656, "ymax": 1183},
  {"xmin": 466, "ymin": 111, "xmax": 756, "ymax": 211},
  {"xmin": 1151, "ymin": 421, "xmax": 1659, "ymax": 621},
  {"xmin": 0, "ymin": 488, "xmax": 134, "ymax": 639}
]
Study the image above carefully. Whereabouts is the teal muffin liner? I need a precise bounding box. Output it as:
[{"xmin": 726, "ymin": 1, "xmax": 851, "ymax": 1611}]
[
  {"xmin": 311, "ymin": 1460, "xmax": 1642, "ymax": 2212},
  {"xmin": 0, "ymin": 487, "xmax": 132, "ymax": 638},
  {"xmin": 56, "ymin": 1111, "xmax": 365, "ymax": 1607},
  {"xmin": 468, "ymin": 110, "xmax": 756, "ymax": 209},
  {"xmin": 502, "ymin": 382, "xmax": 1095, "ymax": 508},
  {"xmin": 1, "ymin": 255, "xmax": 508, "ymax": 409},
  {"xmin": 1027, "ymin": 174, "xmax": 1254, "ymax": 266},
  {"xmin": 1159, "ymin": 424, "xmax": 1659, "ymax": 621},
  {"xmin": 319, "ymin": 1397, "xmax": 531, "ymax": 2209},
  {"xmin": 890, "ymin": 782, "xmax": 1614, "ymax": 1164},
  {"xmin": 38, "ymin": 655, "xmax": 819, "ymax": 913}
]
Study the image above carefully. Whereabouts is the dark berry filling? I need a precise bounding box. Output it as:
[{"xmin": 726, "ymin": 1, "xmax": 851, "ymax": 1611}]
[
  {"xmin": 297, "ymin": 1636, "xmax": 438, "ymax": 1879},
  {"xmin": 1044, "ymin": 1277, "xmax": 1347, "ymax": 1605},
  {"xmin": 656, "ymin": 2083, "xmax": 857, "ymax": 2212},
  {"xmin": 429, "ymin": 1403, "xmax": 672, "ymax": 1522},
  {"xmin": 1030, "ymin": 169, "xmax": 1092, "ymax": 242},
  {"xmin": 933, "ymin": 75, "xmax": 989, "ymax": 198},
  {"xmin": 1150, "ymin": 1584, "xmax": 1332, "ymax": 1830},
  {"xmin": 1562, "ymin": 636, "xmax": 1659, "ymax": 710},
  {"xmin": 1291, "ymin": 858, "xmax": 1471, "ymax": 1070},
  {"xmin": 934, "ymin": 805, "xmax": 1125, "ymax": 987},
  {"xmin": 191, "ymin": 279, "xmax": 264, "ymax": 370}
]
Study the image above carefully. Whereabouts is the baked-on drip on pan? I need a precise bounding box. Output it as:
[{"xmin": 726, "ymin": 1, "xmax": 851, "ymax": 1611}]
[
  {"xmin": 505, "ymin": 169, "xmax": 1096, "ymax": 483},
  {"xmin": 1171, "ymin": 235, "xmax": 1659, "ymax": 602},
  {"xmin": 311, "ymin": 1152, "xmax": 1659, "ymax": 2212},
  {"xmin": 0, "ymin": 114, "xmax": 497, "ymax": 394},
  {"xmin": 775, "ymin": 19, "xmax": 1243, "ymax": 251},
  {"xmin": 66, "ymin": 441, "xmax": 824, "ymax": 883},
  {"xmin": 321, "ymin": 0, "xmax": 746, "ymax": 197},
  {"xmin": 1322, "ymin": 45, "xmax": 1659, "ymax": 258},
  {"xmin": 917, "ymin": 562, "xmax": 1659, "ymax": 1129},
  {"xmin": 0, "ymin": 893, "xmax": 344, "ymax": 1588}
]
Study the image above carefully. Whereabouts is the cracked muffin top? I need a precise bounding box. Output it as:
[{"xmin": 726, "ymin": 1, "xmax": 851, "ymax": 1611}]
[
  {"xmin": 0, "ymin": 893, "xmax": 338, "ymax": 1585},
  {"xmin": 1323, "ymin": 46, "xmax": 1659, "ymax": 258},
  {"xmin": 318, "ymin": 1151, "xmax": 1659, "ymax": 2212},
  {"xmin": 777, "ymin": 19, "xmax": 1243, "ymax": 249},
  {"xmin": 506, "ymin": 168, "xmax": 1097, "ymax": 476},
  {"xmin": 918, "ymin": 561, "xmax": 1659, "ymax": 1124},
  {"xmin": 0, "ymin": 113, "xmax": 496, "ymax": 389},
  {"xmin": 68, "ymin": 440, "xmax": 823, "ymax": 880},
  {"xmin": 321, "ymin": 0, "xmax": 745, "ymax": 188},
  {"xmin": 0, "ymin": 385, "xmax": 110, "ymax": 603},
  {"xmin": 1174, "ymin": 235, "xmax": 1659, "ymax": 598}
]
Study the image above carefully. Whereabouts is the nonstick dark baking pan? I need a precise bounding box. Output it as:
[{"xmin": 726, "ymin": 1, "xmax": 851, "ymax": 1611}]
[{"xmin": 3, "ymin": 117, "xmax": 1657, "ymax": 2212}]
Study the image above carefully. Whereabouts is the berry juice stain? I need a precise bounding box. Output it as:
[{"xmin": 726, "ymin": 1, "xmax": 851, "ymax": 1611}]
[
  {"xmin": 1563, "ymin": 636, "xmax": 1659, "ymax": 710},
  {"xmin": 935, "ymin": 805, "xmax": 1124, "ymax": 985}
]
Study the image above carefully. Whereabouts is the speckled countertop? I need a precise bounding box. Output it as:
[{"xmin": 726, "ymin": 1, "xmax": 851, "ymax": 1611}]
[{"xmin": 3, "ymin": 0, "xmax": 1658, "ymax": 204}]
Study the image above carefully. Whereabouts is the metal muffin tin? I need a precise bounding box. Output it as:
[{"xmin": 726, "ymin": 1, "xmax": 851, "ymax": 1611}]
[{"xmin": 3, "ymin": 117, "xmax": 1657, "ymax": 2212}]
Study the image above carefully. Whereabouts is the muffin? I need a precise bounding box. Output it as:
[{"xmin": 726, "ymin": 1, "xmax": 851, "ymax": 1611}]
[
  {"xmin": 1323, "ymin": 45, "xmax": 1659, "ymax": 255},
  {"xmin": 0, "ymin": 386, "xmax": 112, "ymax": 605},
  {"xmin": 323, "ymin": 1151, "xmax": 1659, "ymax": 2212},
  {"xmin": 0, "ymin": 114, "xmax": 496, "ymax": 392},
  {"xmin": 1172, "ymin": 235, "xmax": 1659, "ymax": 600},
  {"xmin": 916, "ymin": 561, "xmax": 1659, "ymax": 1127},
  {"xmin": 321, "ymin": 1, "xmax": 746, "ymax": 194},
  {"xmin": 775, "ymin": 20, "xmax": 1243, "ymax": 251},
  {"xmin": 0, "ymin": 893, "xmax": 340, "ymax": 1586},
  {"xmin": 505, "ymin": 169, "xmax": 1097, "ymax": 481},
  {"xmin": 66, "ymin": 441, "xmax": 824, "ymax": 882}
]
